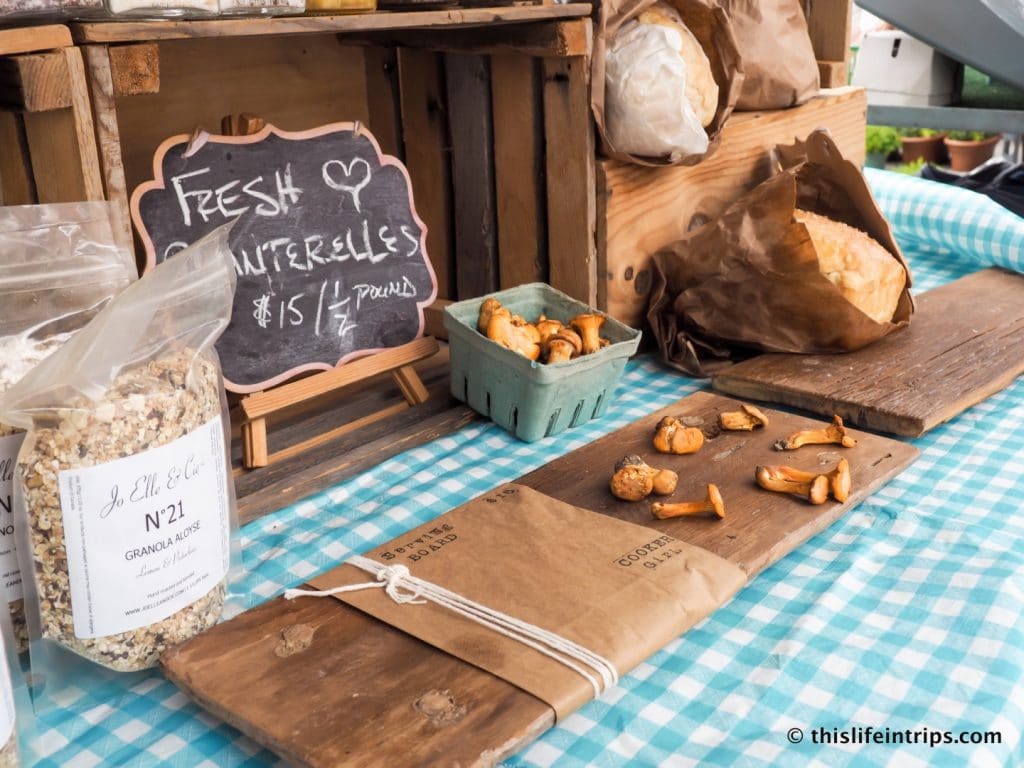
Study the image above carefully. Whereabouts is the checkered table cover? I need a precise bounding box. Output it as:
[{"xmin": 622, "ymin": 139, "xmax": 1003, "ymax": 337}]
[{"xmin": 30, "ymin": 172, "xmax": 1024, "ymax": 767}]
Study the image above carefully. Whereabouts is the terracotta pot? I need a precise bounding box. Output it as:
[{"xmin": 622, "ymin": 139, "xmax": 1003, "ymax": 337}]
[
  {"xmin": 900, "ymin": 134, "xmax": 947, "ymax": 164},
  {"xmin": 944, "ymin": 135, "xmax": 1001, "ymax": 172}
]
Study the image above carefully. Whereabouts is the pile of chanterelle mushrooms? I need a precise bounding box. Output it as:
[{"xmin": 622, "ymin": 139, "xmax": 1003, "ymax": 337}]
[
  {"xmin": 477, "ymin": 297, "xmax": 610, "ymax": 364},
  {"xmin": 609, "ymin": 404, "xmax": 859, "ymax": 520}
]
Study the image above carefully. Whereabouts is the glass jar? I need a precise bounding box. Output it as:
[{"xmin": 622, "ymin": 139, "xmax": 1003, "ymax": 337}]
[
  {"xmin": 305, "ymin": 0, "xmax": 375, "ymax": 13},
  {"xmin": 0, "ymin": 0, "xmax": 61, "ymax": 21},
  {"xmin": 103, "ymin": 0, "xmax": 217, "ymax": 17},
  {"xmin": 217, "ymin": 0, "xmax": 304, "ymax": 15}
]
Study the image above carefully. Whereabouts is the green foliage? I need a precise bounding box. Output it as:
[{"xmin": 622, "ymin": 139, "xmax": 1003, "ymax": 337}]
[
  {"xmin": 899, "ymin": 127, "xmax": 940, "ymax": 138},
  {"xmin": 946, "ymin": 130, "xmax": 998, "ymax": 141},
  {"xmin": 893, "ymin": 157, "xmax": 926, "ymax": 175},
  {"xmin": 865, "ymin": 125, "xmax": 901, "ymax": 156}
]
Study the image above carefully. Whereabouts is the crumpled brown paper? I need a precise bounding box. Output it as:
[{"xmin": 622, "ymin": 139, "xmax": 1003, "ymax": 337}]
[
  {"xmin": 593, "ymin": 0, "xmax": 745, "ymax": 167},
  {"xmin": 722, "ymin": 0, "xmax": 820, "ymax": 110},
  {"xmin": 647, "ymin": 130, "xmax": 915, "ymax": 376},
  {"xmin": 306, "ymin": 484, "xmax": 746, "ymax": 721}
]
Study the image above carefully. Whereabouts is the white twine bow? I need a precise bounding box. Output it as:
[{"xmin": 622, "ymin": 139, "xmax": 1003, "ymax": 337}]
[{"xmin": 284, "ymin": 555, "xmax": 619, "ymax": 697}]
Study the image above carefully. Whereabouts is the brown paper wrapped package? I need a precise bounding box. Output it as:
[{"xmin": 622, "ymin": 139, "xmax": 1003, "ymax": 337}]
[
  {"xmin": 305, "ymin": 484, "xmax": 746, "ymax": 721},
  {"xmin": 593, "ymin": 0, "xmax": 744, "ymax": 167},
  {"xmin": 647, "ymin": 130, "xmax": 914, "ymax": 376},
  {"xmin": 721, "ymin": 0, "xmax": 820, "ymax": 110}
]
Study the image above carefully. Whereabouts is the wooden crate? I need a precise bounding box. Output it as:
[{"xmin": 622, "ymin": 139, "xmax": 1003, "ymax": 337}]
[
  {"xmin": 0, "ymin": 25, "xmax": 105, "ymax": 206},
  {"xmin": 65, "ymin": 7, "xmax": 594, "ymax": 298},
  {"xmin": 600, "ymin": 87, "xmax": 868, "ymax": 327},
  {"xmin": 805, "ymin": 0, "xmax": 854, "ymax": 87}
]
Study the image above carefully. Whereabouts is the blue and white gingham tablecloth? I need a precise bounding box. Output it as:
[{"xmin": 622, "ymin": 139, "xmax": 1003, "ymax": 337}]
[{"xmin": 30, "ymin": 171, "xmax": 1024, "ymax": 767}]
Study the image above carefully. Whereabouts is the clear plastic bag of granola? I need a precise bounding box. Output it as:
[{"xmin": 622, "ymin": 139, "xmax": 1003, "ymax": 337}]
[
  {"xmin": 0, "ymin": 202, "xmax": 136, "ymax": 655},
  {"xmin": 0, "ymin": 595, "xmax": 36, "ymax": 767},
  {"xmin": 1, "ymin": 225, "xmax": 243, "ymax": 705}
]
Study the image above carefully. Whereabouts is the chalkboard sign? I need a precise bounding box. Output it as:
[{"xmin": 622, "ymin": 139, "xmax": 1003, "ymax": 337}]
[{"xmin": 131, "ymin": 123, "xmax": 437, "ymax": 393}]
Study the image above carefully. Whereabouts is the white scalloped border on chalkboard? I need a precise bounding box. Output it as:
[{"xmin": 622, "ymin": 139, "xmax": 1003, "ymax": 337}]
[{"xmin": 129, "ymin": 121, "xmax": 438, "ymax": 394}]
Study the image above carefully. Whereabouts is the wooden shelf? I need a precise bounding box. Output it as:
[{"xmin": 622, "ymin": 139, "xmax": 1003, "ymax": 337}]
[
  {"xmin": 71, "ymin": 4, "xmax": 591, "ymax": 43},
  {"xmin": 0, "ymin": 25, "xmax": 72, "ymax": 56}
]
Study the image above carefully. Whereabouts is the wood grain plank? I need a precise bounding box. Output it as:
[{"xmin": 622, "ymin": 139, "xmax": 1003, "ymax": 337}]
[
  {"xmin": 601, "ymin": 87, "xmax": 867, "ymax": 326},
  {"xmin": 398, "ymin": 48, "xmax": 455, "ymax": 300},
  {"xmin": 817, "ymin": 59, "xmax": 848, "ymax": 88},
  {"xmin": 491, "ymin": 53, "xmax": 546, "ymax": 288},
  {"xmin": 0, "ymin": 25, "xmax": 72, "ymax": 56},
  {"xmin": 543, "ymin": 54, "xmax": 596, "ymax": 306},
  {"xmin": 82, "ymin": 45, "xmax": 132, "ymax": 244},
  {"xmin": 713, "ymin": 269, "xmax": 1024, "ymax": 437},
  {"xmin": 806, "ymin": 0, "xmax": 852, "ymax": 63},
  {"xmin": 0, "ymin": 111, "xmax": 36, "ymax": 204},
  {"xmin": 345, "ymin": 19, "xmax": 591, "ymax": 58},
  {"xmin": 163, "ymin": 589, "xmax": 553, "ymax": 768},
  {"xmin": 64, "ymin": 47, "xmax": 106, "ymax": 202},
  {"xmin": 71, "ymin": 5, "xmax": 592, "ymax": 43},
  {"xmin": 423, "ymin": 298, "xmax": 451, "ymax": 340},
  {"xmin": 164, "ymin": 394, "xmax": 918, "ymax": 766},
  {"xmin": 0, "ymin": 52, "xmax": 71, "ymax": 112},
  {"xmin": 445, "ymin": 51, "xmax": 499, "ymax": 299},
  {"xmin": 363, "ymin": 46, "xmax": 404, "ymax": 159},
  {"xmin": 23, "ymin": 109, "xmax": 89, "ymax": 203}
]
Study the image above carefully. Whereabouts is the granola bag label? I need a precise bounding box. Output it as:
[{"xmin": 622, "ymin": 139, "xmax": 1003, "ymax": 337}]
[
  {"xmin": 0, "ymin": 434, "xmax": 22, "ymax": 606},
  {"xmin": 57, "ymin": 417, "xmax": 230, "ymax": 639}
]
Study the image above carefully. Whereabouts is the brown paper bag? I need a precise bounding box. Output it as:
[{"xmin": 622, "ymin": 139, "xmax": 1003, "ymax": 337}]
[
  {"xmin": 722, "ymin": 0, "xmax": 820, "ymax": 110},
  {"xmin": 593, "ymin": 0, "xmax": 744, "ymax": 167},
  {"xmin": 306, "ymin": 484, "xmax": 746, "ymax": 721},
  {"xmin": 647, "ymin": 130, "xmax": 915, "ymax": 376}
]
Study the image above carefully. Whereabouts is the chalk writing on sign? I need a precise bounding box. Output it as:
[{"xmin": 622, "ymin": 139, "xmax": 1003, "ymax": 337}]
[{"xmin": 131, "ymin": 123, "xmax": 437, "ymax": 393}]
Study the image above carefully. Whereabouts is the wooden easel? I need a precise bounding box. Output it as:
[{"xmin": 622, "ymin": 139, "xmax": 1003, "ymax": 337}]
[
  {"xmin": 221, "ymin": 114, "xmax": 439, "ymax": 469},
  {"xmin": 237, "ymin": 336, "xmax": 439, "ymax": 469}
]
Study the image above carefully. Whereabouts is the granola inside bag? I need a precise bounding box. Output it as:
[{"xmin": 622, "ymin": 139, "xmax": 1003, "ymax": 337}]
[
  {"xmin": 0, "ymin": 226, "xmax": 241, "ymax": 685},
  {"xmin": 0, "ymin": 203, "xmax": 136, "ymax": 654}
]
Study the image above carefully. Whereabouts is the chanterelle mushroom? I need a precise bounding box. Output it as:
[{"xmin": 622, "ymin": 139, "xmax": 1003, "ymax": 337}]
[
  {"xmin": 719, "ymin": 404, "xmax": 770, "ymax": 431},
  {"xmin": 544, "ymin": 328, "xmax": 583, "ymax": 364},
  {"xmin": 487, "ymin": 308, "xmax": 540, "ymax": 361},
  {"xmin": 570, "ymin": 313, "xmax": 606, "ymax": 355},
  {"xmin": 653, "ymin": 416, "xmax": 704, "ymax": 455},
  {"xmin": 755, "ymin": 465, "xmax": 830, "ymax": 504},
  {"xmin": 610, "ymin": 455, "xmax": 678, "ymax": 501},
  {"xmin": 758, "ymin": 460, "xmax": 851, "ymax": 503},
  {"xmin": 478, "ymin": 297, "xmax": 502, "ymax": 334},
  {"xmin": 536, "ymin": 318, "xmax": 564, "ymax": 344},
  {"xmin": 651, "ymin": 484, "xmax": 725, "ymax": 520},
  {"xmin": 774, "ymin": 415, "xmax": 857, "ymax": 451}
]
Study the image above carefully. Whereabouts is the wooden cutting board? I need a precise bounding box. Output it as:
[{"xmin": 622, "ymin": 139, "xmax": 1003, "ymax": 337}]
[
  {"xmin": 162, "ymin": 392, "xmax": 918, "ymax": 768},
  {"xmin": 712, "ymin": 268, "xmax": 1024, "ymax": 437}
]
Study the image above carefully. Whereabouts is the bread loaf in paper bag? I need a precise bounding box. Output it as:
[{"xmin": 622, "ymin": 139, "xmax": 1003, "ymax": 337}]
[
  {"xmin": 606, "ymin": 3, "xmax": 718, "ymax": 159},
  {"xmin": 593, "ymin": 0, "xmax": 743, "ymax": 166},
  {"xmin": 721, "ymin": 0, "xmax": 820, "ymax": 110},
  {"xmin": 647, "ymin": 131, "xmax": 914, "ymax": 376}
]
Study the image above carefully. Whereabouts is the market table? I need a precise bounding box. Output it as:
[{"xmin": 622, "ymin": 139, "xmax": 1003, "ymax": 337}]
[{"xmin": 30, "ymin": 171, "xmax": 1024, "ymax": 767}]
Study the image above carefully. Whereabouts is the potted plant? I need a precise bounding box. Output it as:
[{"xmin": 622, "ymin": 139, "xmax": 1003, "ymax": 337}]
[
  {"xmin": 944, "ymin": 131, "xmax": 1002, "ymax": 172},
  {"xmin": 865, "ymin": 126, "xmax": 900, "ymax": 169},
  {"xmin": 899, "ymin": 128, "xmax": 946, "ymax": 164}
]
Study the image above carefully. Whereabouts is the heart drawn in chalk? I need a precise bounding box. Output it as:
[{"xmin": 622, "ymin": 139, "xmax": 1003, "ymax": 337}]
[{"xmin": 322, "ymin": 157, "xmax": 372, "ymax": 212}]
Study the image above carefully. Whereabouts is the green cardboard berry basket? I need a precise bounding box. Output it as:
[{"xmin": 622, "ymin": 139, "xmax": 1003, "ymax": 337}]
[{"xmin": 443, "ymin": 283, "xmax": 642, "ymax": 442}]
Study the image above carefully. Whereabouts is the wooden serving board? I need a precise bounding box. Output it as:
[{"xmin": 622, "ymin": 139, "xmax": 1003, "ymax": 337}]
[
  {"xmin": 713, "ymin": 268, "xmax": 1024, "ymax": 437},
  {"xmin": 162, "ymin": 392, "xmax": 918, "ymax": 768}
]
